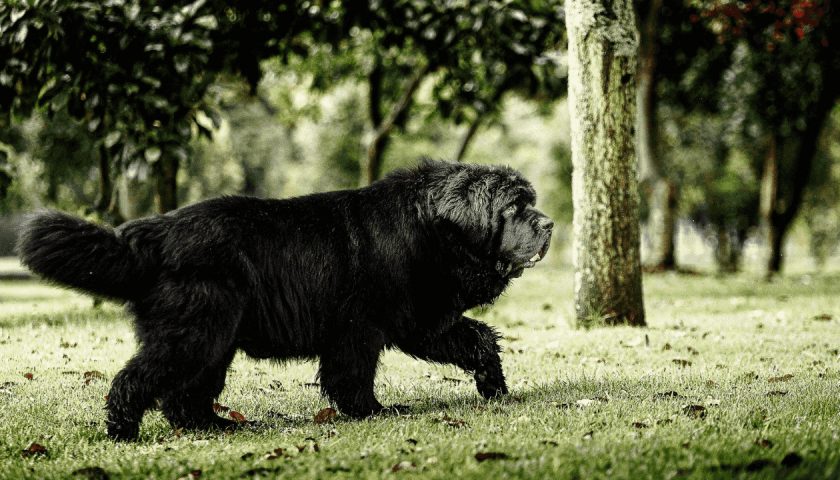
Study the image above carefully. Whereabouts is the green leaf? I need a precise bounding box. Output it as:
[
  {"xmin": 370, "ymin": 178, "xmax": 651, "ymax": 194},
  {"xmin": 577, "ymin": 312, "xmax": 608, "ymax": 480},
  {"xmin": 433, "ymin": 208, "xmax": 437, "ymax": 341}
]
[
  {"xmin": 104, "ymin": 131, "xmax": 121, "ymax": 148},
  {"xmin": 144, "ymin": 146, "xmax": 161, "ymax": 163}
]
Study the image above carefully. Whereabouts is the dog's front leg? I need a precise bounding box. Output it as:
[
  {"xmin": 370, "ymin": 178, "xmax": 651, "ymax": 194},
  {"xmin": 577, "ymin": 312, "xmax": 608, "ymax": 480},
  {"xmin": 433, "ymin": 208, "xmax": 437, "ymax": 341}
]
[{"xmin": 401, "ymin": 316, "xmax": 508, "ymax": 399}]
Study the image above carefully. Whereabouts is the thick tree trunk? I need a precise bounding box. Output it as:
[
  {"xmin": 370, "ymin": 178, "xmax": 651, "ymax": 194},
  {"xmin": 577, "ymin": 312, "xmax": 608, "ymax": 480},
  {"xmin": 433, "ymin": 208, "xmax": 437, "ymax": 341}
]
[
  {"xmin": 567, "ymin": 0, "xmax": 645, "ymax": 326},
  {"xmin": 154, "ymin": 153, "xmax": 179, "ymax": 214}
]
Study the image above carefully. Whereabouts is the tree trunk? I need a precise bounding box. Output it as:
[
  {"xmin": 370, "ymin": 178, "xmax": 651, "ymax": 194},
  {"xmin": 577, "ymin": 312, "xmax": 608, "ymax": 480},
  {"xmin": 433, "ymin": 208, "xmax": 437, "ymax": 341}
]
[
  {"xmin": 659, "ymin": 179, "xmax": 677, "ymax": 269},
  {"xmin": 94, "ymin": 144, "xmax": 113, "ymax": 213},
  {"xmin": 364, "ymin": 62, "xmax": 430, "ymax": 185},
  {"xmin": 566, "ymin": 0, "xmax": 645, "ymax": 326},
  {"xmin": 760, "ymin": 134, "xmax": 781, "ymax": 277},
  {"xmin": 154, "ymin": 153, "xmax": 179, "ymax": 213},
  {"xmin": 635, "ymin": 0, "xmax": 675, "ymax": 271},
  {"xmin": 455, "ymin": 115, "xmax": 482, "ymax": 162}
]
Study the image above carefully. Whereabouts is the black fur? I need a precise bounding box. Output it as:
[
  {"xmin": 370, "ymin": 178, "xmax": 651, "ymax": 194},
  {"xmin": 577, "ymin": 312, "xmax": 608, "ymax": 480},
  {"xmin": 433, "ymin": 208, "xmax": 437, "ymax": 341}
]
[{"xmin": 16, "ymin": 160, "xmax": 553, "ymax": 440}]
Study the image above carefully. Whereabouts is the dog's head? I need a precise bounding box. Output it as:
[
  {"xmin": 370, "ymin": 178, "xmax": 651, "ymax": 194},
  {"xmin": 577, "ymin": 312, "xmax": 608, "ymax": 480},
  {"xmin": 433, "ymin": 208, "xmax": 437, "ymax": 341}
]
[{"xmin": 421, "ymin": 160, "xmax": 553, "ymax": 277}]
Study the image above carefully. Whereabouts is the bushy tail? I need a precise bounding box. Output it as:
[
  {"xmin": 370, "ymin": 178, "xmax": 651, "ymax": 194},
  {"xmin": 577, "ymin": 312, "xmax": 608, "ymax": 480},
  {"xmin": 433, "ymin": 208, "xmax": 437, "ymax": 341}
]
[{"xmin": 16, "ymin": 211, "xmax": 147, "ymax": 300}]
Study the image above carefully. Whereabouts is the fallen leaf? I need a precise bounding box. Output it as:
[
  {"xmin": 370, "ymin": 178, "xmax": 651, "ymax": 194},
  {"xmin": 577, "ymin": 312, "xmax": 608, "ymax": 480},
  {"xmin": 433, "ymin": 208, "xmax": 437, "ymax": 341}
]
[
  {"xmin": 71, "ymin": 466, "xmax": 109, "ymax": 480},
  {"xmin": 212, "ymin": 403, "xmax": 229, "ymax": 413},
  {"xmin": 653, "ymin": 391, "xmax": 685, "ymax": 400},
  {"xmin": 440, "ymin": 415, "xmax": 467, "ymax": 428},
  {"xmin": 705, "ymin": 380, "xmax": 718, "ymax": 387},
  {"xmin": 754, "ymin": 438, "xmax": 773, "ymax": 449},
  {"xmin": 21, "ymin": 442, "xmax": 47, "ymax": 457},
  {"xmin": 475, "ymin": 452, "xmax": 509, "ymax": 462},
  {"xmin": 812, "ymin": 313, "xmax": 832, "ymax": 321},
  {"xmin": 781, "ymin": 452, "xmax": 803, "ymax": 468},
  {"xmin": 682, "ymin": 405, "xmax": 707, "ymax": 419},
  {"xmin": 631, "ymin": 422, "xmax": 649, "ymax": 429},
  {"xmin": 229, "ymin": 411, "xmax": 247, "ymax": 423},
  {"xmin": 83, "ymin": 371, "xmax": 106, "ymax": 385},
  {"xmin": 391, "ymin": 460, "xmax": 416, "ymax": 472},
  {"xmin": 768, "ymin": 374, "xmax": 794, "ymax": 383},
  {"xmin": 767, "ymin": 390, "xmax": 788, "ymax": 397},
  {"xmin": 672, "ymin": 358, "xmax": 692, "ymax": 367},
  {"xmin": 23, "ymin": 373, "xmax": 33, "ymax": 380},
  {"xmin": 314, "ymin": 407, "xmax": 337, "ymax": 424}
]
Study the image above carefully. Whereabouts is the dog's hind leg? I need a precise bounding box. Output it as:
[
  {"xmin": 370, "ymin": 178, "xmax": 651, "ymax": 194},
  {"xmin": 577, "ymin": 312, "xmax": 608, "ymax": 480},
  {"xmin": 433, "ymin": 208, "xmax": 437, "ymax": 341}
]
[
  {"xmin": 398, "ymin": 316, "xmax": 508, "ymax": 399},
  {"xmin": 105, "ymin": 279, "xmax": 243, "ymax": 440},
  {"xmin": 159, "ymin": 346, "xmax": 238, "ymax": 431}
]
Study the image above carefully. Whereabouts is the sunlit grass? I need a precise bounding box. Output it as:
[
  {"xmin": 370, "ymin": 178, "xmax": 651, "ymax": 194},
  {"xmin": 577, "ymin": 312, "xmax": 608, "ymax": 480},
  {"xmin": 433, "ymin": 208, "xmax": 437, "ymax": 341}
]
[{"xmin": 1, "ymin": 262, "xmax": 838, "ymax": 479}]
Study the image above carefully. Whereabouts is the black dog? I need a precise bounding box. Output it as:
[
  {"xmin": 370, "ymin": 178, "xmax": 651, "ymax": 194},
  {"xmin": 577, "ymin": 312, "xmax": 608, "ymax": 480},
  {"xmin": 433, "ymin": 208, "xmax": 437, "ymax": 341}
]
[{"xmin": 17, "ymin": 159, "xmax": 553, "ymax": 440}]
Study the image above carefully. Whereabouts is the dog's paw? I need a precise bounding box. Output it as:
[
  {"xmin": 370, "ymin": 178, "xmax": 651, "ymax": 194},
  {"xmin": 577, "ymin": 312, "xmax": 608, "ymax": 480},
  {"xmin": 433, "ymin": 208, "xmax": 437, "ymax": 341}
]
[{"xmin": 475, "ymin": 370, "xmax": 508, "ymax": 399}]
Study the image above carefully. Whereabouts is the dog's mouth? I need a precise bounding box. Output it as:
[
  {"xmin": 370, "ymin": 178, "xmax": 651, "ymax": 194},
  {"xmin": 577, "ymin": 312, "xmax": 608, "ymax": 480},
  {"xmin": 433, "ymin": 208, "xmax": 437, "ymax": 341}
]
[{"xmin": 522, "ymin": 238, "xmax": 551, "ymax": 269}]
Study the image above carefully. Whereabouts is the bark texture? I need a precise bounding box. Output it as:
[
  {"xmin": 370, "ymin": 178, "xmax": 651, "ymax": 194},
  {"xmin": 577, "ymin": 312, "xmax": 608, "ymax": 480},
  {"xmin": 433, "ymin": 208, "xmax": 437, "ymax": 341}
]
[
  {"xmin": 154, "ymin": 154, "xmax": 179, "ymax": 214},
  {"xmin": 567, "ymin": 0, "xmax": 645, "ymax": 326}
]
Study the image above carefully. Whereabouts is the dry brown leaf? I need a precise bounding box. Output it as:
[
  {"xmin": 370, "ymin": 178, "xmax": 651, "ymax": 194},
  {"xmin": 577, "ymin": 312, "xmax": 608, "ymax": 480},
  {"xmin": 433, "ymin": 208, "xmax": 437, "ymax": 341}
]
[
  {"xmin": 228, "ymin": 411, "xmax": 247, "ymax": 423},
  {"xmin": 812, "ymin": 313, "xmax": 832, "ymax": 321},
  {"xmin": 212, "ymin": 402, "xmax": 229, "ymax": 413},
  {"xmin": 23, "ymin": 372, "xmax": 33, "ymax": 380},
  {"xmin": 314, "ymin": 407, "xmax": 337, "ymax": 424},
  {"xmin": 440, "ymin": 415, "xmax": 467, "ymax": 428},
  {"xmin": 83, "ymin": 371, "xmax": 105, "ymax": 385},
  {"xmin": 21, "ymin": 442, "xmax": 47, "ymax": 457},
  {"xmin": 768, "ymin": 374, "xmax": 794, "ymax": 383}
]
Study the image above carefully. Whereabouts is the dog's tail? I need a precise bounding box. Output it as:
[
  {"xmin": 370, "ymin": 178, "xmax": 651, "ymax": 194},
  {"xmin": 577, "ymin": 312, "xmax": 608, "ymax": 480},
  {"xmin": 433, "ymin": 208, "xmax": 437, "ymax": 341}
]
[{"xmin": 16, "ymin": 211, "xmax": 149, "ymax": 301}]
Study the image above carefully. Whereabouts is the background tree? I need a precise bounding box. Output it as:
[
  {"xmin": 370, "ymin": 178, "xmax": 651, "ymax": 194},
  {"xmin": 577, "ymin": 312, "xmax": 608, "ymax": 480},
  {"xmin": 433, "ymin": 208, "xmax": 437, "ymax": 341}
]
[
  {"xmin": 566, "ymin": 0, "xmax": 645, "ymax": 326},
  {"xmin": 700, "ymin": 0, "xmax": 840, "ymax": 277}
]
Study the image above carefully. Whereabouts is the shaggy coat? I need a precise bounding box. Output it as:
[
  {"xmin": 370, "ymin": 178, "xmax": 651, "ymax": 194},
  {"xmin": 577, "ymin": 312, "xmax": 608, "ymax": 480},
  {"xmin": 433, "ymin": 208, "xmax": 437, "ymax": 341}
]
[{"xmin": 17, "ymin": 160, "xmax": 553, "ymax": 440}]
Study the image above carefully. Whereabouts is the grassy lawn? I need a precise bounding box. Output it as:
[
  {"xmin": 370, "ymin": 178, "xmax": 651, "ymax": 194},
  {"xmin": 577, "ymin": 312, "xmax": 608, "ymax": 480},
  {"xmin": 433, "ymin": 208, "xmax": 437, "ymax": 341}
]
[{"xmin": 1, "ymin": 262, "xmax": 838, "ymax": 479}]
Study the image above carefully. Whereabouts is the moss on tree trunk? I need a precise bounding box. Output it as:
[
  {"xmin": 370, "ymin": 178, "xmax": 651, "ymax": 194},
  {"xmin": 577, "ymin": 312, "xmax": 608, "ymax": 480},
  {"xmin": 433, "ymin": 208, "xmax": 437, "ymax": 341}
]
[{"xmin": 566, "ymin": 0, "xmax": 645, "ymax": 326}]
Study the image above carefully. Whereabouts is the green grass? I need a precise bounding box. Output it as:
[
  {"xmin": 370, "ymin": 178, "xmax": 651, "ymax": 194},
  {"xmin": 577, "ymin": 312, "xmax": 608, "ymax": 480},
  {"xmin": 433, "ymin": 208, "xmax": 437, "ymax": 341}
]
[{"xmin": 1, "ymin": 264, "xmax": 839, "ymax": 479}]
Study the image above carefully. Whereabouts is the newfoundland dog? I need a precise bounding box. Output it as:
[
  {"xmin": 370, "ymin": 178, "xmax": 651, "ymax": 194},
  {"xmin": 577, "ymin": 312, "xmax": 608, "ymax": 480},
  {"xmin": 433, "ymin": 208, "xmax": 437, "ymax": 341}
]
[{"xmin": 17, "ymin": 159, "xmax": 553, "ymax": 440}]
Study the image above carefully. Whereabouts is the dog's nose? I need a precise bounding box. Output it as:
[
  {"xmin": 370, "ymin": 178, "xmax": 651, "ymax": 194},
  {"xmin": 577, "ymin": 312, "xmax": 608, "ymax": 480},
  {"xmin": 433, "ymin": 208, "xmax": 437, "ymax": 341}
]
[{"xmin": 538, "ymin": 217, "xmax": 554, "ymax": 231}]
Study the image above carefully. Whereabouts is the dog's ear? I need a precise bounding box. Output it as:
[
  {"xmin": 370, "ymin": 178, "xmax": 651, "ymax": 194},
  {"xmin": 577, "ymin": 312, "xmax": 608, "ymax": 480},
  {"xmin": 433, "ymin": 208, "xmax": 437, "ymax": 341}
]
[{"xmin": 424, "ymin": 168, "xmax": 500, "ymax": 249}]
